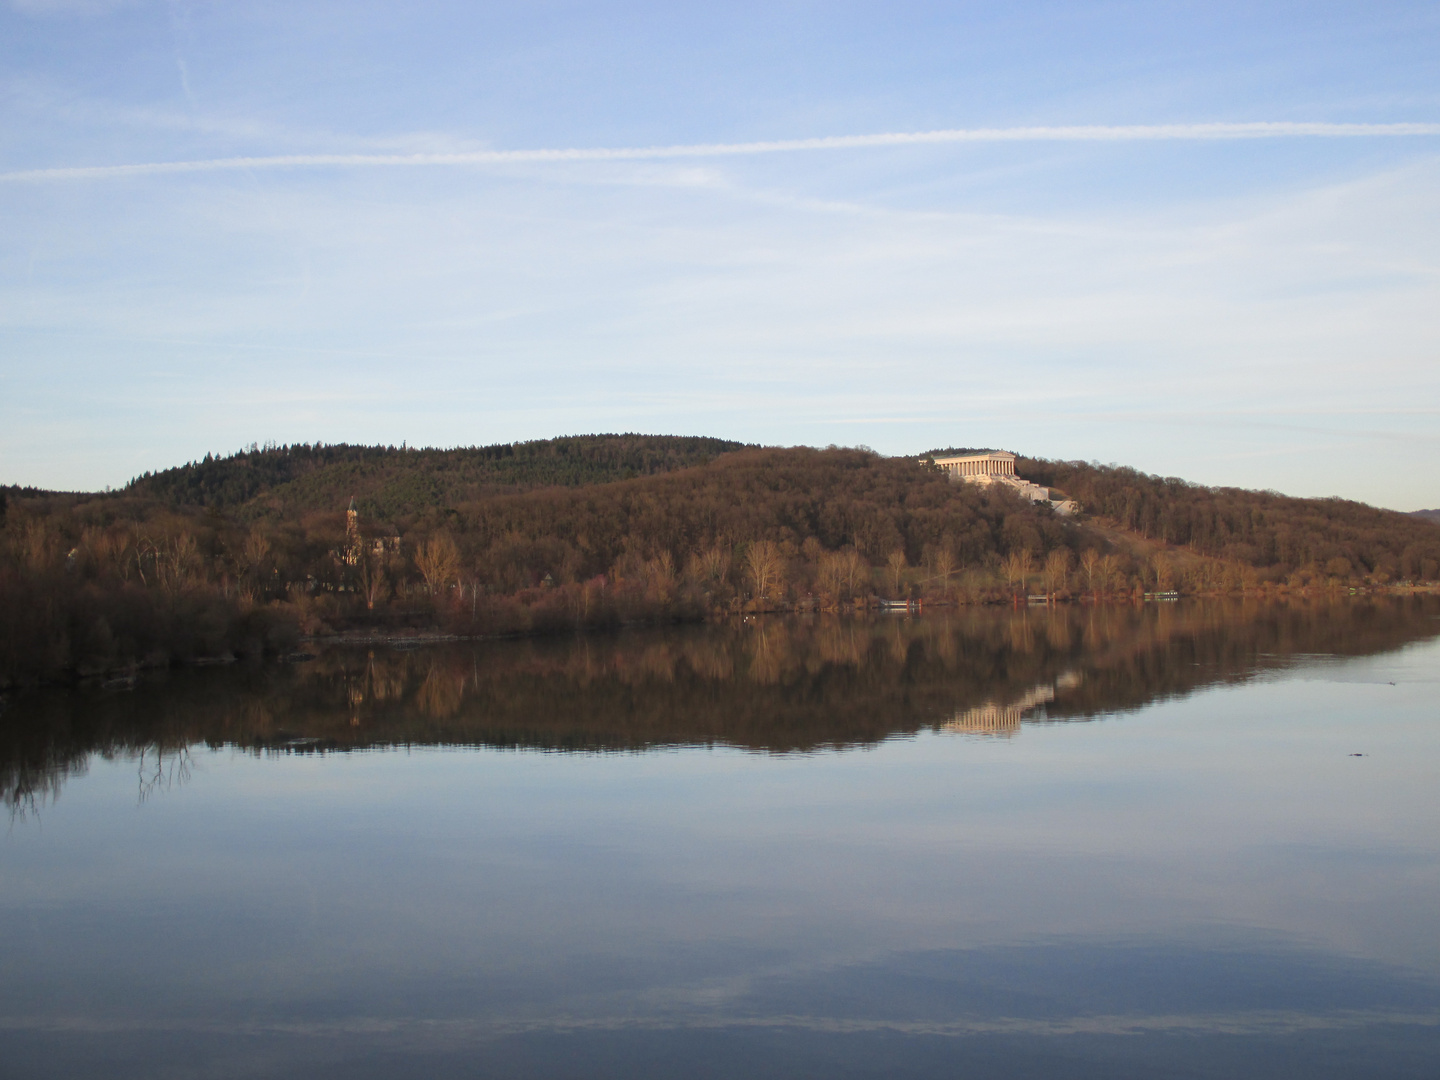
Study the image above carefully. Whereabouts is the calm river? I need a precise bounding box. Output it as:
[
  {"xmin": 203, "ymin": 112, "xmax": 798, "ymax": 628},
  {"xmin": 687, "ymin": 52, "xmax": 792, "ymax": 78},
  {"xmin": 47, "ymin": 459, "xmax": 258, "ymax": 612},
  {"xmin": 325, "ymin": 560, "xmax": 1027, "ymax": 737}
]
[{"xmin": 3, "ymin": 598, "xmax": 1439, "ymax": 1078}]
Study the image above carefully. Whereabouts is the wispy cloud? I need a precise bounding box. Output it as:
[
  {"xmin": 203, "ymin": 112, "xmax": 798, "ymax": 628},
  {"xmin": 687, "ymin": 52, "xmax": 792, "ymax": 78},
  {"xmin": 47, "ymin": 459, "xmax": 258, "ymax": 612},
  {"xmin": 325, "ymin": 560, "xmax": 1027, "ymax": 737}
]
[
  {"xmin": 8, "ymin": 0, "xmax": 134, "ymax": 14},
  {"xmin": 4, "ymin": 121, "xmax": 1439, "ymax": 183}
]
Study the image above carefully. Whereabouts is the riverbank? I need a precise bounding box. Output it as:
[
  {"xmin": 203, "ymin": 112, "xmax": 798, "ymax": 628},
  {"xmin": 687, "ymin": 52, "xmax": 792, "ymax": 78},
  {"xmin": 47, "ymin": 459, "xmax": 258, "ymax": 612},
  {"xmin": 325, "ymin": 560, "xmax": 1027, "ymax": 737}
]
[{"xmin": 7, "ymin": 581, "xmax": 1437, "ymax": 693}]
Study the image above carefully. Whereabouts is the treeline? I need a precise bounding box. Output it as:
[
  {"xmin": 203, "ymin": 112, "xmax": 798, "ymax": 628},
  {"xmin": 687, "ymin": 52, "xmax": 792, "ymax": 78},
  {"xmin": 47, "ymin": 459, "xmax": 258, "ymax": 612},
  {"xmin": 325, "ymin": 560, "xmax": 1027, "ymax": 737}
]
[
  {"xmin": 1, "ymin": 447, "xmax": 1078, "ymax": 683},
  {"xmin": 126, "ymin": 434, "xmax": 750, "ymax": 517},
  {"xmin": 3, "ymin": 443, "xmax": 1437, "ymax": 685},
  {"xmin": 1020, "ymin": 458, "xmax": 1440, "ymax": 585}
]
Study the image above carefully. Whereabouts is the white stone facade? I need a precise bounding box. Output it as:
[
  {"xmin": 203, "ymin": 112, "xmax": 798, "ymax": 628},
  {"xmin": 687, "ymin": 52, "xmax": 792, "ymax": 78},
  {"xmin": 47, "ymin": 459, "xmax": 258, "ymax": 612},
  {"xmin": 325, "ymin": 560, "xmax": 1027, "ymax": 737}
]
[
  {"xmin": 929, "ymin": 450, "xmax": 1078, "ymax": 514},
  {"xmin": 931, "ymin": 451, "xmax": 1050, "ymax": 501}
]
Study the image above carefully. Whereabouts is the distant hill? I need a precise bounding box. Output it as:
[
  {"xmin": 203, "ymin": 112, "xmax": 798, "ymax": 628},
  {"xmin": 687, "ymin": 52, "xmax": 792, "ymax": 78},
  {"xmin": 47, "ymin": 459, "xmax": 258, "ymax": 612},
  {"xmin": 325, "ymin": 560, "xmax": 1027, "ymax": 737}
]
[
  {"xmin": 1411, "ymin": 509, "xmax": 1440, "ymax": 525},
  {"xmin": 124, "ymin": 435, "xmax": 751, "ymax": 518},
  {"xmin": 7, "ymin": 438, "xmax": 1440, "ymax": 684}
]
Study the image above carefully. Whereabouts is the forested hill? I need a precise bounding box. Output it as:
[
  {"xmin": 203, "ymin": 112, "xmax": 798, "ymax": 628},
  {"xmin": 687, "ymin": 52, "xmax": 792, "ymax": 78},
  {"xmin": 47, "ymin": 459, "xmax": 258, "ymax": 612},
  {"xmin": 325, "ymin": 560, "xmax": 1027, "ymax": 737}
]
[
  {"xmin": 1019, "ymin": 458, "xmax": 1440, "ymax": 581},
  {"xmin": 6, "ymin": 442, "xmax": 1440, "ymax": 684},
  {"xmin": 124, "ymin": 435, "xmax": 751, "ymax": 518}
]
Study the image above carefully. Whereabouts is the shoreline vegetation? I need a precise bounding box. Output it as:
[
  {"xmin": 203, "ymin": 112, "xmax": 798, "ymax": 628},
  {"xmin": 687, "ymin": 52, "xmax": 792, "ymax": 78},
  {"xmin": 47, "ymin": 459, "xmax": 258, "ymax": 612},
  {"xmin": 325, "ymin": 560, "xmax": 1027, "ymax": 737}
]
[{"xmin": 3, "ymin": 436, "xmax": 1438, "ymax": 687}]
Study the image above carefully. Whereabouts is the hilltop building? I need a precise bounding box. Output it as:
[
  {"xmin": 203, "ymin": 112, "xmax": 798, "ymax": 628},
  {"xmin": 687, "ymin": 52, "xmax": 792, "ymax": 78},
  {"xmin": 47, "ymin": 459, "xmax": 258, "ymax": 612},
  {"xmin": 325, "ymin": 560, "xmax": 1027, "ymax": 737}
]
[{"xmin": 928, "ymin": 450, "xmax": 1078, "ymax": 515}]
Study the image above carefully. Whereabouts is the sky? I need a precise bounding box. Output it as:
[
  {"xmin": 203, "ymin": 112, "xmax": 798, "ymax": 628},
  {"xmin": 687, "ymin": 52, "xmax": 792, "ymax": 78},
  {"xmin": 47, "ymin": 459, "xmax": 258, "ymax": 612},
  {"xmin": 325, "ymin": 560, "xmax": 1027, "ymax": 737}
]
[{"xmin": 1, "ymin": 1, "xmax": 1437, "ymax": 509}]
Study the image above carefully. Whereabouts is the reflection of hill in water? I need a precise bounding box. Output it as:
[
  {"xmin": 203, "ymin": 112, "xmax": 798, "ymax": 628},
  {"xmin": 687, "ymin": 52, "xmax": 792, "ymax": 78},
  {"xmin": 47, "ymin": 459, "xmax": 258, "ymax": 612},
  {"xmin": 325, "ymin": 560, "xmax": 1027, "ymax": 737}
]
[{"xmin": 5, "ymin": 597, "xmax": 1440, "ymax": 811}]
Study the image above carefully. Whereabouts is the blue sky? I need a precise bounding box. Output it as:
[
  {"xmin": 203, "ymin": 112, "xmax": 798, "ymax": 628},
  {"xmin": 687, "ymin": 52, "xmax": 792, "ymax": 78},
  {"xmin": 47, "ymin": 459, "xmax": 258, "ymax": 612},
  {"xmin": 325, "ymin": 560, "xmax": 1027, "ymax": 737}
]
[{"xmin": 2, "ymin": 1, "xmax": 1438, "ymax": 508}]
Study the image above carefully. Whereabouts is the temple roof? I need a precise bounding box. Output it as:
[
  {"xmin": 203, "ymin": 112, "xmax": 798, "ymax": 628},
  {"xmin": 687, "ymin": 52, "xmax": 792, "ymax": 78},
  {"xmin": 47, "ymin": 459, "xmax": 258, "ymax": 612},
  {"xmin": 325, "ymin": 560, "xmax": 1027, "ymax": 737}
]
[{"xmin": 930, "ymin": 450, "xmax": 1016, "ymax": 463}]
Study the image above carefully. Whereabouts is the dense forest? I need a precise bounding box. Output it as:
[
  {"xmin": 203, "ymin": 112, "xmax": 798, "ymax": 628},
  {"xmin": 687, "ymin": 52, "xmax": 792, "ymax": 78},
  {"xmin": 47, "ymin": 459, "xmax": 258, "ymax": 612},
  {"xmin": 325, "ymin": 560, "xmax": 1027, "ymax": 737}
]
[
  {"xmin": 1018, "ymin": 458, "xmax": 1440, "ymax": 584},
  {"xmin": 1, "ymin": 436, "xmax": 1436, "ymax": 685},
  {"xmin": 125, "ymin": 434, "xmax": 750, "ymax": 517}
]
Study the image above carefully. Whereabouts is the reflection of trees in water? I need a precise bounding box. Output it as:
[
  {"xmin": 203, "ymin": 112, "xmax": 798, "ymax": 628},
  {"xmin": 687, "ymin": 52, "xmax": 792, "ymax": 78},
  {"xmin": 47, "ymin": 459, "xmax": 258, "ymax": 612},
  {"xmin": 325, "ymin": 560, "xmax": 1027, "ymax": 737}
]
[
  {"xmin": 3, "ymin": 753, "xmax": 84, "ymax": 822},
  {"xmin": 682, "ymin": 636, "xmax": 733, "ymax": 681},
  {"xmin": 136, "ymin": 745, "xmax": 191, "ymax": 804},
  {"xmin": 748, "ymin": 621, "xmax": 792, "ymax": 685},
  {"xmin": 817, "ymin": 619, "xmax": 867, "ymax": 667},
  {"xmin": 417, "ymin": 661, "xmax": 465, "ymax": 719},
  {"xmin": 4, "ymin": 596, "xmax": 1440, "ymax": 810}
]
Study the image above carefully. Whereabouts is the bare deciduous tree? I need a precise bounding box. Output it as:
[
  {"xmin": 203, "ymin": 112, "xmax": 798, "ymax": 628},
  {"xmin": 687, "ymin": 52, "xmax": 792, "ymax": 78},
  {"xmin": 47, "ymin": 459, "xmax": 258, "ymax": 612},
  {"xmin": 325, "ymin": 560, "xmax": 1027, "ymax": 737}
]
[
  {"xmin": 1001, "ymin": 549, "xmax": 1035, "ymax": 595},
  {"xmin": 242, "ymin": 529, "xmax": 271, "ymax": 573},
  {"xmin": 745, "ymin": 540, "xmax": 784, "ymax": 601},
  {"xmin": 645, "ymin": 551, "xmax": 676, "ymax": 602},
  {"xmin": 1100, "ymin": 553, "xmax": 1121, "ymax": 595},
  {"xmin": 1151, "ymin": 554, "xmax": 1175, "ymax": 592},
  {"xmin": 357, "ymin": 548, "xmax": 391, "ymax": 611},
  {"xmin": 925, "ymin": 546, "xmax": 957, "ymax": 595},
  {"xmin": 415, "ymin": 534, "xmax": 460, "ymax": 595},
  {"xmin": 817, "ymin": 548, "xmax": 867, "ymax": 601},
  {"xmin": 1044, "ymin": 548, "xmax": 1072, "ymax": 595},
  {"xmin": 838, "ymin": 549, "xmax": 867, "ymax": 597},
  {"xmin": 157, "ymin": 533, "xmax": 199, "ymax": 595},
  {"xmin": 688, "ymin": 543, "xmax": 731, "ymax": 586},
  {"xmin": 886, "ymin": 549, "xmax": 907, "ymax": 596}
]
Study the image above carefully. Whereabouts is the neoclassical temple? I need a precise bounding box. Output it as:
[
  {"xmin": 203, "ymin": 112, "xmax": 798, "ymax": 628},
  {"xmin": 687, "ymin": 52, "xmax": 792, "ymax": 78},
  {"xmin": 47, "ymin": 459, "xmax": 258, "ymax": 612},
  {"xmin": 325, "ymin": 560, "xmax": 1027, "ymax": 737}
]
[
  {"xmin": 928, "ymin": 450, "xmax": 1077, "ymax": 514},
  {"xmin": 932, "ymin": 450, "xmax": 1021, "ymax": 481}
]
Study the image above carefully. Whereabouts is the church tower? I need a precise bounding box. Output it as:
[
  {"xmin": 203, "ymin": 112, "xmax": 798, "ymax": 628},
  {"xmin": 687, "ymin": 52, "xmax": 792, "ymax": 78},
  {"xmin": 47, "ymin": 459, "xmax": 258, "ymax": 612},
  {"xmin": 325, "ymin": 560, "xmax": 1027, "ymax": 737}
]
[{"xmin": 345, "ymin": 497, "xmax": 361, "ymax": 564}]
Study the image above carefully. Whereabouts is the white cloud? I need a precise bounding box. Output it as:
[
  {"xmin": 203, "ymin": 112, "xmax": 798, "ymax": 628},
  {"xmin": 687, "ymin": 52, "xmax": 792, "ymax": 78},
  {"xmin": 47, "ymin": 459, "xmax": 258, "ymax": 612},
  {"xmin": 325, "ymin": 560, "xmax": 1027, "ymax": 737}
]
[
  {"xmin": 1, "ymin": 130, "xmax": 1438, "ymax": 504},
  {"xmin": 5, "ymin": 122, "xmax": 1440, "ymax": 183}
]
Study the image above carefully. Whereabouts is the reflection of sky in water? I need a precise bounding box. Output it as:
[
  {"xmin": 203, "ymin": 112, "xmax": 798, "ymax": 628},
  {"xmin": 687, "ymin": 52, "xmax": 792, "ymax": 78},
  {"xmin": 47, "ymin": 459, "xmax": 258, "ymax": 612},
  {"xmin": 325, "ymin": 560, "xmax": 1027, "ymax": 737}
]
[{"xmin": 2, "ymin": 627, "xmax": 1439, "ymax": 1077}]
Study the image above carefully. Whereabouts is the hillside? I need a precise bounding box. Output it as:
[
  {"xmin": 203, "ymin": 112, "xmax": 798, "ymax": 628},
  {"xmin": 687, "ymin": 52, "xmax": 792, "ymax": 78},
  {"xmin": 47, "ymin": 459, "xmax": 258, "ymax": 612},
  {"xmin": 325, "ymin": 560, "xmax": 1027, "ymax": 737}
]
[
  {"xmin": 124, "ymin": 434, "xmax": 751, "ymax": 517},
  {"xmin": 1020, "ymin": 458, "xmax": 1440, "ymax": 583},
  {"xmin": 1411, "ymin": 509, "xmax": 1440, "ymax": 525},
  {"xmin": 4, "ymin": 438, "xmax": 1439, "ymax": 684}
]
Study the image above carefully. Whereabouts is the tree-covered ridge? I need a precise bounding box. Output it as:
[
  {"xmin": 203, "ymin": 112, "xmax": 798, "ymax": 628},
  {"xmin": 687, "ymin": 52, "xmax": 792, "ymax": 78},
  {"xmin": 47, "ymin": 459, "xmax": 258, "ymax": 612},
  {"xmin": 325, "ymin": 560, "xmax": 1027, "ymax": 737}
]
[
  {"xmin": 1411, "ymin": 509, "xmax": 1440, "ymax": 525},
  {"xmin": 1020, "ymin": 458, "xmax": 1440, "ymax": 582},
  {"xmin": 445, "ymin": 446, "xmax": 1069, "ymax": 591},
  {"xmin": 124, "ymin": 434, "xmax": 752, "ymax": 516},
  {"xmin": 920, "ymin": 447, "xmax": 1000, "ymax": 459},
  {"xmin": 4, "ymin": 441, "xmax": 1440, "ymax": 686}
]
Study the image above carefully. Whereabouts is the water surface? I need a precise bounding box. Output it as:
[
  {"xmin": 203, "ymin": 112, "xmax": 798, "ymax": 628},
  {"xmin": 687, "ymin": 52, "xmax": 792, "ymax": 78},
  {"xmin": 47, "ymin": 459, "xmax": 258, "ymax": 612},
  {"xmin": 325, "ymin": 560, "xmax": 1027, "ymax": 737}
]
[{"xmin": 3, "ymin": 598, "xmax": 1439, "ymax": 1077}]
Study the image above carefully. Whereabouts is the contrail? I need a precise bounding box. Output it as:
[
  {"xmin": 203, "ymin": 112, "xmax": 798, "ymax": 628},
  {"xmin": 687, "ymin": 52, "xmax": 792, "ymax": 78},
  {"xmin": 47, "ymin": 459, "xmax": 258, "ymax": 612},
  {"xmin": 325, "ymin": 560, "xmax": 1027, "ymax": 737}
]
[{"xmin": 3, "ymin": 121, "xmax": 1438, "ymax": 182}]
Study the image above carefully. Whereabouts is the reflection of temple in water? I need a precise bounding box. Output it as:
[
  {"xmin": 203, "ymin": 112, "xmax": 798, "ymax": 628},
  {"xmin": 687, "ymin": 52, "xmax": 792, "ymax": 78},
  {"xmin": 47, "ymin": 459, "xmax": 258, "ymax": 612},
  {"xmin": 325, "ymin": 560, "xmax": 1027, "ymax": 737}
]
[{"xmin": 942, "ymin": 672, "xmax": 1082, "ymax": 737}]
